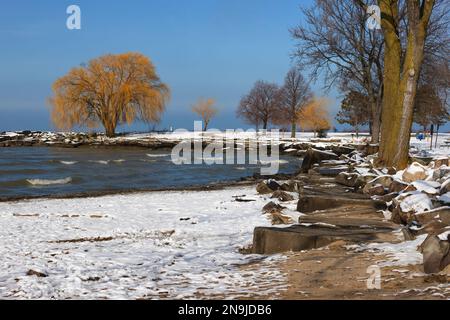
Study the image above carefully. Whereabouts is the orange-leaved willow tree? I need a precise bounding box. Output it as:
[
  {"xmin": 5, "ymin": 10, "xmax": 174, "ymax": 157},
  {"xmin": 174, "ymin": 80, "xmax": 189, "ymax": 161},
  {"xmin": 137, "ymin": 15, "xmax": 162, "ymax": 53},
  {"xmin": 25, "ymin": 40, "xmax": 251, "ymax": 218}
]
[{"xmin": 49, "ymin": 52, "xmax": 170, "ymax": 137}]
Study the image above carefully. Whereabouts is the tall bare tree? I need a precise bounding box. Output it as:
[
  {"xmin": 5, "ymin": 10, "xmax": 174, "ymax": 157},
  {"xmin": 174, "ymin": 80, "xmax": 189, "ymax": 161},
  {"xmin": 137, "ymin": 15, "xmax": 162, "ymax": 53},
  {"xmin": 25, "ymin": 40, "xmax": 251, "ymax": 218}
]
[
  {"xmin": 192, "ymin": 98, "xmax": 218, "ymax": 131},
  {"xmin": 336, "ymin": 91, "xmax": 371, "ymax": 137},
  {"xmin": 237, "ymin": 81, "xmax": 280, "ymax": 130},
  {"xmin": 291, "ymin": 0, "xmax": 384, "ymax": 143},
  {"xmin": 414, "ymin": 84, "xmax": 449, "ymax": 131},
  {"xmin": 376, "ymin": 0, "xmax": 436, "ymax": 168},
  {"xmin": 414, "ymin": 58, "xmax": 450, "ymax": 143},
  {"xmin": 275, "ymin": 67, "xmax": 313, "ymax": 138}
]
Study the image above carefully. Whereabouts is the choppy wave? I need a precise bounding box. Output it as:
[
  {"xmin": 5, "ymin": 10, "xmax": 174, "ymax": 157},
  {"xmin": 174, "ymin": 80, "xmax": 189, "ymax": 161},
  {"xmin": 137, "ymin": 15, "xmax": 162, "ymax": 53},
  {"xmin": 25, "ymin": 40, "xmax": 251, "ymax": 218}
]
[
  {"xmin": 60, "ymin": 161, "xmax": 78, "ymax": 165},
  {"xmin": 112, "ymin": 159, "xmax": 126, "ymax": 163},
  {"xmin": 26, "ymin": 177, "xmax": 73, "ymax": 186},
  {"xmin": 89, "ymin": 160, "xmax": 110, "ymax": 165},
  {"xmin": 259, "ymin": 159, "xmax": 289, "ymax": 165},
  {"xmin": 146, "ymin": 153, "xmax": 170, "ymax": 158}
]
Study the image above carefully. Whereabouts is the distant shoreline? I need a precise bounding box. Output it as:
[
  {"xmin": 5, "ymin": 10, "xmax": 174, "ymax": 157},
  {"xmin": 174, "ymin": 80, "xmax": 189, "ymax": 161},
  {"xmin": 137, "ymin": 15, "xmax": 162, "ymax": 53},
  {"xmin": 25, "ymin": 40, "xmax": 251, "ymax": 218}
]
[{"xmin": 0, "ymin": 131, "xmax": 179, "ymax": 149}]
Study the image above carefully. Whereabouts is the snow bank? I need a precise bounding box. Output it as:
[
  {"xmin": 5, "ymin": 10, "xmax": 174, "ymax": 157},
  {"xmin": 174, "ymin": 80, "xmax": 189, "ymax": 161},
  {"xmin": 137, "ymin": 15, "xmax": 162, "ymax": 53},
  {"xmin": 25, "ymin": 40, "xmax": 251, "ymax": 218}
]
[{"xmin": 0, "ymin": 186, "xmax": 287, "ymax": 299}]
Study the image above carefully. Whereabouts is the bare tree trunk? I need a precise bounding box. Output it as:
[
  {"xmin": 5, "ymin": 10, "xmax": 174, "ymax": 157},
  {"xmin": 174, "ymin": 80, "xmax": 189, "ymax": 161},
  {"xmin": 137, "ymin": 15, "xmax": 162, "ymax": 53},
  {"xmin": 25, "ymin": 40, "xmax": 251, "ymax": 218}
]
[
  {"xmin": 370, "ymin": 100, "xmax": 381, "ymax": 144},
  {"xmin": 377, "ymin": 0, "xmax": 434, "ymax": 169},
  {"xmin": 435, "ymin": 124, "xmax": 440, "ymax": 149},
  {"xmin": 105, "ymin": 123, "xmax": 116, "ymax": 138},
  {"xmin": 291, "ymin": 122, "xmax": 297, "ymax": 138}
]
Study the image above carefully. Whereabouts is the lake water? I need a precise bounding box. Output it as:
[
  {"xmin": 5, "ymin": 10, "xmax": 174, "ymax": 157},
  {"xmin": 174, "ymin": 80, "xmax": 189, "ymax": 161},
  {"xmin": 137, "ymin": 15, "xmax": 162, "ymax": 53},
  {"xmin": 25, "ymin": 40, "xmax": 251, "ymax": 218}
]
[{"xmin": 0, "ymin": 147, "xmax": 302, "ymax": 199}]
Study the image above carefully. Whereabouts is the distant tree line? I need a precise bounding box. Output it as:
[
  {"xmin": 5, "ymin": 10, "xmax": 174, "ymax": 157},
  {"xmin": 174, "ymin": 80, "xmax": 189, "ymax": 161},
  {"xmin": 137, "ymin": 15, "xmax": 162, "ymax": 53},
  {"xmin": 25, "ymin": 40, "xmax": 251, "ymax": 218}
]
[{"xmin": 236, "ymin": 67, "xmax": 331, "ymax": 138}]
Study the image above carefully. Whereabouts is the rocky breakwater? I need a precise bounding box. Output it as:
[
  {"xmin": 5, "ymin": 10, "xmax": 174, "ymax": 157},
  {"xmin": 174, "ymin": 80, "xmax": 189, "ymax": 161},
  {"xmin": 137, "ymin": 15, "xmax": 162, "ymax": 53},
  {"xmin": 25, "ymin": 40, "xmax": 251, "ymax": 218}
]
[
  {"xmin": 250, "ymin": 146, "xmax": 450, "ymax": 275},
  {"xmin": 0, "ymin": 131, "xmax": 180, "ymax": 149}
]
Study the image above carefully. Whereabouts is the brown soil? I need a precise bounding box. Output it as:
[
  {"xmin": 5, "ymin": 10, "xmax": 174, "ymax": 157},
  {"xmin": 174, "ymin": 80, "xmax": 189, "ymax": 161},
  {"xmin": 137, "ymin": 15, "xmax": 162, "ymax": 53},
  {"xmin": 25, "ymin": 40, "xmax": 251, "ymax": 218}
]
[{"xmin": 240, "ymin": 243, "xmax": 450, "ymax": 300}]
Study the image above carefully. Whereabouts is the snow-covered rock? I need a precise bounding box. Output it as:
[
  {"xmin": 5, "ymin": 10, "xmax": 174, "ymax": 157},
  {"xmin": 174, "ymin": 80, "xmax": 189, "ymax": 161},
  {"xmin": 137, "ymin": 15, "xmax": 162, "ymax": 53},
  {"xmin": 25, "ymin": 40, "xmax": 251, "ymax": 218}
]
[
  {"xmin": 440, "ymin": 178, "xmax": 450, "ymax": 195},
  {"xmin": 418, "ymin": 233, "xmax": 450, "ymax": 274},
  {"xmin": 389, "ymin": 179, "xmax": 410, "ymax": 193},
  {"xmin": 399, "ymin": 193, "xmax": 433, "ymax": 214},
  {"xmin": 414, "ymin": 207, "xmax": 450, "ymax": 225},
  {"xmin": 411, "ymin": 180, "xmax": 441, "ymax": 195},
  {"xmin": 402, "ymin": 162, "xmax": 428, "ymax": 183},
  {"xmin": 363, "ymin": 175, "xmax": 393, "ymax": 194},
  {"xmin": 438, "ymin": 193, "xmax": 450, "ymax": 204}
]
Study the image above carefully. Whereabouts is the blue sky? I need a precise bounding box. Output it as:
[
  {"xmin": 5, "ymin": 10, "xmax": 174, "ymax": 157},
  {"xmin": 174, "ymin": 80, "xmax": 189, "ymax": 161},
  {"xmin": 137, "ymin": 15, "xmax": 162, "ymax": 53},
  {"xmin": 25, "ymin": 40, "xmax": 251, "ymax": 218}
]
[{"xmin": 1, "ymin": 0, "xmax": 347, "ymax": 132}]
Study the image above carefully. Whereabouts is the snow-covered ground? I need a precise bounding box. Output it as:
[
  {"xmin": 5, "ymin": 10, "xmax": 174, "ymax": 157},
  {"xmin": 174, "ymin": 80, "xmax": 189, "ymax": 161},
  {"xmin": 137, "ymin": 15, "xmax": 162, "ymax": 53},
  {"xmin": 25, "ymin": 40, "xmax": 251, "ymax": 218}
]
[
  {"xmin": 347, "ymin": 234, "xmax": 427, "ymax": 268},
  {"xmin": 0, "ymin": 186, "xmax": 291, "ymax": 300}
]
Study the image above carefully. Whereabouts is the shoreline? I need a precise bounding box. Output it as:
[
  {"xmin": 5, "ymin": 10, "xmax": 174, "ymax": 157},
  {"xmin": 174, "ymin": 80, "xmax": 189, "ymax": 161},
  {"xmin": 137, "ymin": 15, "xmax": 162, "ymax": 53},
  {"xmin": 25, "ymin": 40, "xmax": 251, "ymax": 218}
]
[{"xmin": 0, "ymin": 173, "xmax": 295, "ymax": 203}]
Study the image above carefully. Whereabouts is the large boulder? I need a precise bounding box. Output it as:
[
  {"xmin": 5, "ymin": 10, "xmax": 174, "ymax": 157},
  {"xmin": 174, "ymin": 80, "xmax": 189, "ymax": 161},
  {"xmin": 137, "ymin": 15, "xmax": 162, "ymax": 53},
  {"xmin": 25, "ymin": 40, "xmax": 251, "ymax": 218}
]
[
  {"xmin": 418, "ymin": 231, "xmax": 450, "ymax": 274},
  {"xmin": 297, "ymin": 195, "xmax": 386, "ymax": 213},
  {"xmin": 413, "ymin": 220, "xmax": 449, "ymax": 237},
  {"xmin": 413, "ymin": 207, "xmax": 450, "ymax": 225},
  {"xmin": 440, "ymin": 178, "xmax": 450, "ymax": 195},
  {"xmin": 317, "ymin": 166, "xmax": 349, "ymax": 177},
  {"xmin": 354, "ymin": 174, "xmax": 378, "ymax": 189},
  {"xmin": 262, "ymin": 201, "xmax": 286, "ymax": 213},
  {"xmin": 391, "ymin": 193, "xmax": 433, "ymax": 224},
  {"xmin": 269, "ymin": 211, "xmax": 295, "ymax": 225},
  {"xmin": 432, "ymin": 165, "xmax": 450, "ymax": 181},
  {"xmin": 280, "ymin": 181, "xmax": 298, "ymax": 192},
  {"xmin": 256, "ymin": 182, "xmax": 273, "ymax": 194},
  {"xmin": 389, "ymin": 179, "xmax": 410, "ymax": 193},
  {"xmin": 411, "ymin": 156, "xmax": 434, "ymax": 166},
  {"xmin": 252, "ymin": 222, "xmax": 396, "ymax": 254},
  {"xmin": 271, "ymin": 190, "xmax": 295, "ymax": 202},
  {"xmin": 336, "ymin": 172, "xmax": 360, "ymax": 187},
  {"xmin": 330, "ymin": 145, "xmax": 355, "ymax": 156},
  {"xmin": 362, "ymin": 176, "xmax": 393, "ymax": 194},
  {"xmin": 256, "ymin": 179, "xmax": 281, "ymax": 194},
  {"xmin": 438, "ymin": 192, "xmax": 450, "ymax": 205},
  {"xmin": 373, "ymin": 192, "xmax": 399, "ymax": 203},
  {"xmin": 411, "ymin": 180, "xmax": 440, "ymax": 195},
  {"xmin": 267, "ymin": 179, "xmax": 281, "ymax": 191},
  {"xmin": 356, "ymin": 144, "xmax": 379, "ymax": 156},
  {"xmin": 399, "ymin": 193, "xmax": 433, "ymax": 214},
  {"xmin": 301, "ymin": 148, "xmax": 339, "ymax": 172},
  {"xmin": 433, "ymin": 157, "xmax": 449, "ymax": 168},
  {"xmin": 367, "ymin": 185, "xmax": 386, "ymax": 197},
  {"xmin": 402, "ymin": 162, "xmax": 428, "ymax": 183}
]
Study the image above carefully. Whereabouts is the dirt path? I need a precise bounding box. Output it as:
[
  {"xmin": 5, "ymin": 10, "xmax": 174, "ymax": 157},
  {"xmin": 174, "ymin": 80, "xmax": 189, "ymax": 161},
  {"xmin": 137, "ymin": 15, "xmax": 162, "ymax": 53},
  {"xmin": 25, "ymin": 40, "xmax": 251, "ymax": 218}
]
[{"xmin": 239, "ymin": 243, "xmax": 450, "ymax": 300}]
